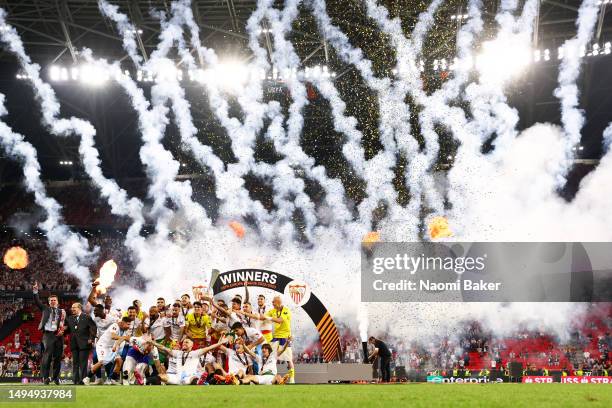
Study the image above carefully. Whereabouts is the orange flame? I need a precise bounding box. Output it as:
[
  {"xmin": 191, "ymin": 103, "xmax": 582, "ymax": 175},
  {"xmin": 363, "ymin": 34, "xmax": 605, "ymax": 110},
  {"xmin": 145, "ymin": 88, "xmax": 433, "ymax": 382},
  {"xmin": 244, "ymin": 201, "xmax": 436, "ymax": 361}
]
[
  {"xmin": 362, "ymin": 231, "xmax": 380, "ymax": 249},
  {"xmin": 229, "ymin": 221, "xmax": 245, "ymax": 238},
  {"xmin": 428, "ymin": 216, "xmax": 452, "ymax": 239},
  {"xmin": 3, "ymin": 246, "xmax": 28, "ymax": 270},
  {"xmin": 362, "ymin": 231, "xmax": 380, "ymax": 244},
  {"xmin": 95, "ymin": 260, "xmax": 117, "ymax": 294}
]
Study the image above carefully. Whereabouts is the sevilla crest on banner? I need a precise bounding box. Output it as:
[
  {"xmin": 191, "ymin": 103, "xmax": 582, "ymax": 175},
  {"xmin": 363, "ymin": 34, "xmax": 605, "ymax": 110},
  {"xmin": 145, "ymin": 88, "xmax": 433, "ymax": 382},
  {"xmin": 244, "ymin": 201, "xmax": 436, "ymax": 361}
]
[{"xmin": 284, "ymin": 280, "xmax": 311, "ymax": 307}]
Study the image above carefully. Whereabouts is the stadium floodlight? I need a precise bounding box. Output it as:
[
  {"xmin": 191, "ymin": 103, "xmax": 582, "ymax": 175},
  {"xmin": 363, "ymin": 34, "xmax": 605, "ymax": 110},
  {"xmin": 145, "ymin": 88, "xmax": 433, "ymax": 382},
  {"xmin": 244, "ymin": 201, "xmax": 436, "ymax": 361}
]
[
  {"xmin": 79, "ymin": 64, "xmax": 109, "ymax": 86},
  {"xmin": 605, "ymin": 42, "xmax": 611, "ymax": 55},
  {"xmin": 198, "ymin": 60, "xmax": 251, "ymax": 92},
  {"xmin": 476, "ymin": 36, "xmax": 531, "ymax": 85},
  {"xmin": 49, "ymin": 65, "xmax": 60, "ymax": 81},
  {"xmin": 450, "ymin": 14, "xmax": 469, "ymax": 21}
]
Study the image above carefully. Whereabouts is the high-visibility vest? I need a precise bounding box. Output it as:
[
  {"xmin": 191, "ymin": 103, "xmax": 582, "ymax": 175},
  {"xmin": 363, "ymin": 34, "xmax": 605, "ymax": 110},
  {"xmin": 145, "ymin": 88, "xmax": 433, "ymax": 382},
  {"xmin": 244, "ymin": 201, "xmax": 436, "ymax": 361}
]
[
  {"xmin": 464, "ymin": 369, "xmax": 471, "ymax": 377},
  {"xmin": 562, "ymin": 371, "xmax": 568, "ymax": 376},
  {"xmin": 575, "ymin": 369, "xmax": 583, "ymax": 376},
  {"xmin": 453, "ymin": 369, "xmax": 459, "ymax": 376},
  {"xmin": 543, "ymin": 368, "xmax": 549, "ymax": 376}
]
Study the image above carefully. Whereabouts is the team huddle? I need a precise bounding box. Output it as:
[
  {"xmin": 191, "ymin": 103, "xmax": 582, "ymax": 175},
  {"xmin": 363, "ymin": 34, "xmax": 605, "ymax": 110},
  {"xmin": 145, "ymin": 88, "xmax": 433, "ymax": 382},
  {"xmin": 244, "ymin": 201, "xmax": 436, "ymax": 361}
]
[{"xmin": 34, "ymin": 281, "xmax": 295, "ymax": 386}]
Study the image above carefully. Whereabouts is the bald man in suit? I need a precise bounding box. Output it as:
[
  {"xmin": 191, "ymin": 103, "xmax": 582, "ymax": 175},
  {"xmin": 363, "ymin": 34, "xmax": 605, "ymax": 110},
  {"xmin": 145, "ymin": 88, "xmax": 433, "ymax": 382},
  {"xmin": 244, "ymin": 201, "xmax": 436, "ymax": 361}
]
[{"xmin": 64, "ymin": 303, "xmax": 96, "ymax": 384}]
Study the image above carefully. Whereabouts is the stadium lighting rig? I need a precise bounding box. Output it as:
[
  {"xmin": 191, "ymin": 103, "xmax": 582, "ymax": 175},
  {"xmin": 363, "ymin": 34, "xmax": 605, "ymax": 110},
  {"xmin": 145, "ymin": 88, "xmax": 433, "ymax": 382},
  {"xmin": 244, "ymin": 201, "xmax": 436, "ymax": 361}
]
[
  {"xmin": 13, "ymin": 41, "xmax": 611, "ymax": 87},
  {"xmin": 38, "ymin": 62, "xmax": 336, "ymax": 91},
  {"xmin": 450, "ymin": 14, "xmax": 469, "ymax": 21}
]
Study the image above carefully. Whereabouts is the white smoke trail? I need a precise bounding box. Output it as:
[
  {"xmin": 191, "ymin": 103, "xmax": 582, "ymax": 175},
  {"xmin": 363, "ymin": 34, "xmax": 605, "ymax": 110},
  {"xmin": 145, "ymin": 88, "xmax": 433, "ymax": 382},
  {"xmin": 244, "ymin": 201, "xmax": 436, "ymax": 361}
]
[
  {"xmin": 604, "ymin": 123, "xmax": 612, "ymax": 151},
  {"xmin": 308, "ymin": 0, "xmax": 418, "ymax": 239},
  {"xmin": 554, "ymin": 0, "xmax": 600, "ymax": 181},
  {"xmin": 97, "ymin": 0, "xmax": 143, "ymax": 65},
  {"xmin": 0, "ymin": 9, "xmax": 149, "ymax": 289},
  {"xmin": 0, "ymin": 94, "xmax": 96, "ymax": 295},
  {"xmin": 363, "ymin": 0, "xmax": 445, "ymax": 222},
  {"xmin": 175, "ymin": 0, "xmax": 319, "ymax": 242},
  {"xmin": 259, "ymin": 1, "xmax": 359, "ymax": 238}
]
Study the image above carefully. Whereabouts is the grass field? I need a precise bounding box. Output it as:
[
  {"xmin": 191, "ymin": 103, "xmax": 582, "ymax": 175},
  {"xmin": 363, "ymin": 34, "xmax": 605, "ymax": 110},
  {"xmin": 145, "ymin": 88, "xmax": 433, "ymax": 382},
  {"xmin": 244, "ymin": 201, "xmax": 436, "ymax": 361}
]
[{"xmin": 2, "ymin": 384, "xmax": 612, "ymax": 408}]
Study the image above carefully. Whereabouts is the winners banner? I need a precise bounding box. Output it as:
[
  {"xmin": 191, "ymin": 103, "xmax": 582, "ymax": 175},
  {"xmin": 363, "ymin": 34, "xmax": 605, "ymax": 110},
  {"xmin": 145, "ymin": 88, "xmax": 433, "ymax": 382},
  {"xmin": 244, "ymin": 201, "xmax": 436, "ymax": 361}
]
[
  {"xmin": 362, "ymin": 242, "xmax": 612, "ymax": 302},
  {"xmin": 211, "ymin": 269, "xmax": 342, "ymax": 362}
]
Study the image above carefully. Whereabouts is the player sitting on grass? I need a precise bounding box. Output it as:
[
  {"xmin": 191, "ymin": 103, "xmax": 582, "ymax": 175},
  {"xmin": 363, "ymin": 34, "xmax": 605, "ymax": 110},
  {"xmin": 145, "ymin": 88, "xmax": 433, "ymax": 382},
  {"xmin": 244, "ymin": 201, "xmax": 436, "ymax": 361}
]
[
  {"xmin": 240, "ymin": 342, "xmax": 291, "ymax": 385},
  {"xmin": 211, "ymin": 337, "xmax": 253, "ymax": 385},
  {"xmin": 123, "ymin": 335, "xmax": 156, "ymax": 385},
  {"xmin": 153, "ymin": 337, "xmax": 223, "ymax": 385}
]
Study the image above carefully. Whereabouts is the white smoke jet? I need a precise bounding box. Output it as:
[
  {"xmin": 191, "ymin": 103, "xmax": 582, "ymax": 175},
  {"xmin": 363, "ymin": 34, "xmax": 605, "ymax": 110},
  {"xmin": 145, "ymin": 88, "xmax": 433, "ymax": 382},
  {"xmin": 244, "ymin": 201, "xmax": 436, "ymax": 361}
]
[
  {"xmin": 0, "ymin": 9, "xmax": 149, "ymax": 290},
  {"xmin": 97, "ymin": 0, "xmax": 143, "ymax": 65},
  {"xmin": 363, "ymin": 0, "xmax": 445, "ymax": 221},
  {"xmin": 604, "ymin": 123, "xmax": 612, "ymax": 151},
  {"xmin": 258, "ymin": 1, "xmax": 358, "ymax": 238},
  {"xmin": 172, "ymin": 0, "xmax": 317, "ymax": 242},
  {"xmin": 554, "ymin": 0, "xmax": 600, "ymax": 181},
  {"xmin": 0, "ymin": 94, "xmax": 96, "ymax": 295},
  {"xmin": 308, "ymin": 0, "xmax": 419, "ymax": 239}
]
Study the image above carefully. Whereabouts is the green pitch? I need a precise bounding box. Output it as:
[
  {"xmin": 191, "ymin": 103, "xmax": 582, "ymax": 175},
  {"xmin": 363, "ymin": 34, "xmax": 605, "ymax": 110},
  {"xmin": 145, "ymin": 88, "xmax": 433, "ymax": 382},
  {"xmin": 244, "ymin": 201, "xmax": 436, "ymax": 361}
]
[{"xmin": 4, "ymin": 384, "xmax": 612, "ymax": 408}]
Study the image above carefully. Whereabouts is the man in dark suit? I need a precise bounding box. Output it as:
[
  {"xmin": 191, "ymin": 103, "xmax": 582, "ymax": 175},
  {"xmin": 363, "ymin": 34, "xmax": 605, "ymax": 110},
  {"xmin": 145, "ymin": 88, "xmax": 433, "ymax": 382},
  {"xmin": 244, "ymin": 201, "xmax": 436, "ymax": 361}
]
[
  {"xmin": 32, "ymin": 281, "xmax": 66, "ymax": 385},
  {"xmin": 64, "ymin": 302, "xmax": 96, "ymax": 384}
]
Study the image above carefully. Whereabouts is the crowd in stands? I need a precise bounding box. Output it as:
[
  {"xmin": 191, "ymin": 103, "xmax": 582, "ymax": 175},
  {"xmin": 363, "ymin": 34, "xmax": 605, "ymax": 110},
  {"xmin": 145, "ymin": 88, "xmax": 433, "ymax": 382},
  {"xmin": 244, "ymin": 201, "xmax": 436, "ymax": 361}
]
[
  {"xmin": 0, "ymin": 327, "xmax": 41, "ymax": 377},
  {"xmin": 0, "ymin": 298, "xmax": 24, "ymax": 327},
  {"xmin": 0, "ymin": 230, "xmax": 145, "ymax": 292},
  {"xmin": 295, "ymin": 304, "xmax": 611, "ymax": 377}
]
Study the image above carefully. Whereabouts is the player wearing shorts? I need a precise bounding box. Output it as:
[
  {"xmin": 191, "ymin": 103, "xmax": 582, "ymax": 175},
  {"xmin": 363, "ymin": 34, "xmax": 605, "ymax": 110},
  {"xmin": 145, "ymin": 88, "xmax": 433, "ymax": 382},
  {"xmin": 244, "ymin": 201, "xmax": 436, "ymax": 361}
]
[
  {"xmin": 265, "ymin": 296, "xmax": 295, "ymax": 383},
  {"xmin": 213, "ymin": 339, "xmax": 253, "ymax": 384},
  {"xmin": 89, "ymin": 317, "xmax": 131, "ymax": 384},
  {"xmin": 83, "ymin": 304, "xmax": 118, "ymax": 385},
  {"xmin": 153, "ymin": 338, "xmax": 222, "ymax": 385},
  {"xmin": 144, "ymin": 306, "xmax": 168, "ymax": 364},
  {"xmin": 123, "ymin": 336, "xmax": 156, "ymax": 385},
  {"xmin": 241, "ymin": 343, "xmax": 290, "ymax": 385}
]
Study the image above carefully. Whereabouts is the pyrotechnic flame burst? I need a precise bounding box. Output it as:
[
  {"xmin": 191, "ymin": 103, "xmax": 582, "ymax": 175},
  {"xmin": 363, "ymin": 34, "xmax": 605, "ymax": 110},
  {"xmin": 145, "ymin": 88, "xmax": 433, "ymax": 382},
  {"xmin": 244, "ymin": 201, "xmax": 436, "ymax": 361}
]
[
  {"xmin": 229, "ymin": 221, "xmax": 245, "ymax": 239},
  {"xmin": 428, "ymin": 216, "xmax": 452, "ymax": 239},
  {"xmin": 95, "ymin": 259, "xmax": 118, "ymax": 294},
  {"xmin": 3, "ymin": 246, "xmax": 28, "ymax": 270}
]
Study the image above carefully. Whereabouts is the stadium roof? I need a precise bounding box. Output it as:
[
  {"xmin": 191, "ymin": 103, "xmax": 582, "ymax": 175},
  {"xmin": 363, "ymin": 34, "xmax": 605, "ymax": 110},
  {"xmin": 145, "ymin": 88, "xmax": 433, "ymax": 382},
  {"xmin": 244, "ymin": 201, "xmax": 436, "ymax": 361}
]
[
  {"xmin": 0, "ymin": 1, "xmax": 608, "ymax": 63},
  {"xmin": 0, "ymin": 0, "xmax": 610, "ymax": 187}
]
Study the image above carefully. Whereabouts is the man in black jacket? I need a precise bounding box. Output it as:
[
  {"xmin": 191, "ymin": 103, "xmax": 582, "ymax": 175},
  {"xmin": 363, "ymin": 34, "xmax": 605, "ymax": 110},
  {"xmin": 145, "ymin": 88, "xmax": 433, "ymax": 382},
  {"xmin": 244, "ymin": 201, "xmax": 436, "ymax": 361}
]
[
  {"xmin": 368, "ymin": 336, "xmax": 392, "ymax": 383},
  {"xmin": 64, "ymin": 302, "xmax": 96, "ymax": 384},
  {"xmin": 32, "ymin": 281, "xmax": 66, "ymax": 385}
]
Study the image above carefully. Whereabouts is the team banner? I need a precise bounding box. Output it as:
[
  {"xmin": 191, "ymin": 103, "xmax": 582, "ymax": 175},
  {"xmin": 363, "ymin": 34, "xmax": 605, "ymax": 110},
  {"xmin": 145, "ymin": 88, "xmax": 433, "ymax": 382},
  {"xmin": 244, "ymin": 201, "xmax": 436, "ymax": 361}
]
[
  {"xmin": 212, "ymin": 269, "xmax": 342, "ymax": 362},
  {"xmin": 361, "ymin": 242, "xmax": 612, "ymax": 302}
]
